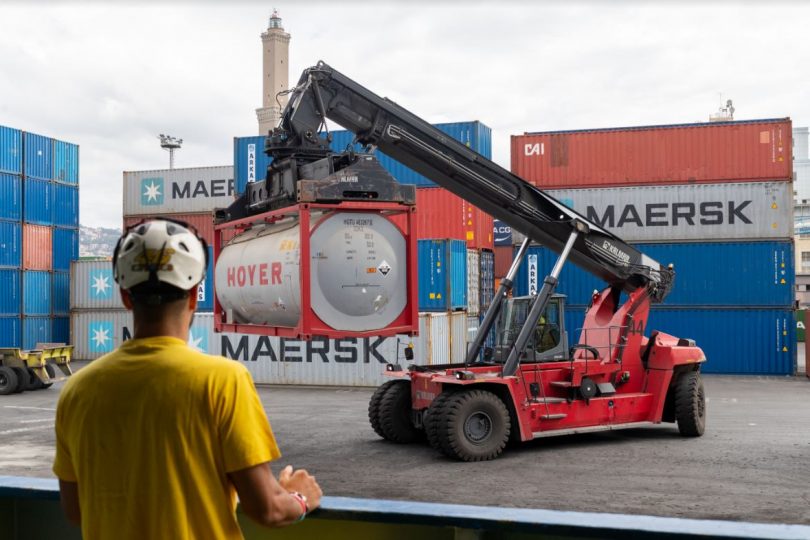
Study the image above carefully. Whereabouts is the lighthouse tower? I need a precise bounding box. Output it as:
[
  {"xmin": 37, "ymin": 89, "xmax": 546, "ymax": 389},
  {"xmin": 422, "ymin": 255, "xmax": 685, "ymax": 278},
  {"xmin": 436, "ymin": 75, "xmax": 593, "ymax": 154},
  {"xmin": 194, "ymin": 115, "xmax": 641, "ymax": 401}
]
[{"xmin": 256, "ymin": 9, "xmax": 290, "ymax": 134}]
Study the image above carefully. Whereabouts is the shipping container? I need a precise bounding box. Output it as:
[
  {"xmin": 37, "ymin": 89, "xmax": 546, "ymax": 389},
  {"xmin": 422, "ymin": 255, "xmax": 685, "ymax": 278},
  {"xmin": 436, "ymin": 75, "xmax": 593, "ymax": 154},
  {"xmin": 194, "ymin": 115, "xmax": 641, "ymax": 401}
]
[
  {"xmin": 122, "ymin": 166, "xmax": 234, "ymax": 216},
  {"xmin": 23, "ymin": 271, "xmax": 51, "ymax": 315},
  {"xmin": 449, "ymin": 311, "xmax": 468, "ymax": 362},
  {"xmin": 0, "ymin": 126, "xmax": 22, "ymax": 175},
  {"xmin": 466, "ymin": 314, "xmax": 479, "ymax": 344},
  {"xmin": 515, "ymin": 241, "xmax": 794, "ymax": 307},
  {"xmin": 479, "ymin": 249, "xmax": 495, "ymax": 310},
  {"xmin": 418, "ymin": 239, "xmax": 467, "ymax": 311},
  {"xmin": 70, "ymin": 259, "xmax": 123, "ymax": 310},
  {"xmin": 53, "ymin": 140, "xmax": 79, "ymax": 185},
  {"xmin": 512, "ymin": 118, "xmax": 792, "ymax": 188},
  {"xmin": 22, "ymin": 224, "xmax": 52, "ymax": 270},
  {"xmin": 52, "ymin": 316, "xmax": 69, "ymax": 344},
  {"xmin": 418, "ymin": 312, "xmax": 450, "ymax": 365},
  {"xmin": 0, "ymin": 316, "xmax": 20, "ymax": 347},
  {"xmin": 415, "ymin": 187, "xmax": 494, "ymax": 250},
  {"xmin": 547, "ymin": 182, "xmax": 793, "ymax": 243},
  {"xmin": 70, "ymin": 310, "xmax": 217, "ymax": 360},
  {"xmin": 563, "ymin": 306, "xmax": 794, "ymax": 375},
  {"xmin": 22, "ymin": 316, "xmax": 51, "ymax": 350},
  {"xmin": 467, "ymin": 249, "xmax": 480, "ymax": 316},
  {"xmin": 0, "ymin": 173, "xmax": 21, "ymax": 220},
  {"xmin": 796, "ymin": 310, "xmax": 805, "ymax": 342},
  {"xmin": 197, "ymin": 246, "xmax": 215, "ymax": 312},
  {"xmin": 53, "ymin": 227, "xmax": 79, "ymax": 271},
  {"xmin": 23, "ymin": 178, "xmax": 52, "ymax": 225},
  {"xmin": 123, "ymin": 213, "xmax": 218, "ymax": 244},
  {"xmin": 0, "ymin": 220, "xmax": 21, "ymax": 268},
  {"xmin": 52, "ymin": 182, "xmax": 79, "ymax": 227},
  {"xmin": 23, "ymin": 132, "xmax": 53, "ymax": 181},
  {"xmin": 0, "ymin": 269, "xmax": 21, "ymax": 315},
  {"xmin": 52, "ymin": 272, "xmax": 70, "ymax": 315},
  {"xmin": 234, "ymin": 121, "xmax": 493, "ymax": 195},
  {"xmin": 493, "ymin": 245, "xmax": 512, "ymax": 278}
]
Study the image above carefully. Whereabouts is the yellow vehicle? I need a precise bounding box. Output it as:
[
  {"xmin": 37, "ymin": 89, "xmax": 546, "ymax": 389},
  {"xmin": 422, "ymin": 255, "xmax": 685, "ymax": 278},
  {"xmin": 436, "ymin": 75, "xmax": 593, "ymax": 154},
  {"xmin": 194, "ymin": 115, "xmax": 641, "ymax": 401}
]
[{"xmin": 0, "ymin": 345, "xmax": 73, "ymax": 395}]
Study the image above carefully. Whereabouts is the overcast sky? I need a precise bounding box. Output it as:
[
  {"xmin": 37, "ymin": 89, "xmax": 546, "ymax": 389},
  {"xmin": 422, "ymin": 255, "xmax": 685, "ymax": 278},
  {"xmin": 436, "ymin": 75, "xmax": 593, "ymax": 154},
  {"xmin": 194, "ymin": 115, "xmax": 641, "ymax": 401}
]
[{"xmin": 1, "ymin": 1, "xmax": 809, "ymax": 229}]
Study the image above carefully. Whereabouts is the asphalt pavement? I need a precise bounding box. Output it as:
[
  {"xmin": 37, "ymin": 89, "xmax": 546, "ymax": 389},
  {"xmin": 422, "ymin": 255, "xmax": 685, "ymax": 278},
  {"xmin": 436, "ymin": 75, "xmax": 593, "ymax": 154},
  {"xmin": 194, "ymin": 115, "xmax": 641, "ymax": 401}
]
[{"xmin": 1, "ymin": 369, "xmax": 808, "ymax": 525}]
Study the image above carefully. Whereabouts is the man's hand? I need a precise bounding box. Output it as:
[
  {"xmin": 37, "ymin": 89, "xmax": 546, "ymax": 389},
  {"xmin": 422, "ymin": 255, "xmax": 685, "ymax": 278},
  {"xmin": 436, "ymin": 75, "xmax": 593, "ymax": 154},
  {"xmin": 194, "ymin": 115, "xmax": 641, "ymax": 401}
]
[{"xmin": 278, "ymin": 465, "xmax": 323, "ymax": 511}]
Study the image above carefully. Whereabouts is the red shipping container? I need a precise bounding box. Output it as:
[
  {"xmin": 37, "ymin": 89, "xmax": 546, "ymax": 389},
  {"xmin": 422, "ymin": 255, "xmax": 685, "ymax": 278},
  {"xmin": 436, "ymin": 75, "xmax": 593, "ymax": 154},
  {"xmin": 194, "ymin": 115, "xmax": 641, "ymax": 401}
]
[
  {"xmin": 493, "ymin": 245, "xmax": 513, "ymax": 279},
  {"xmin": 124, "ymin": 212, "xmax": 235, "ymax": 245},
  {"xmin": 511, "ymin": 118, "xmax": 792, "ymax": 188},
  {"xmin": 414, "ymin": 187, "xmax": 494, "ymax": 250},
  {"xmin": 22, "ymin": 224, "xmax": 52, "ymax": 270}
]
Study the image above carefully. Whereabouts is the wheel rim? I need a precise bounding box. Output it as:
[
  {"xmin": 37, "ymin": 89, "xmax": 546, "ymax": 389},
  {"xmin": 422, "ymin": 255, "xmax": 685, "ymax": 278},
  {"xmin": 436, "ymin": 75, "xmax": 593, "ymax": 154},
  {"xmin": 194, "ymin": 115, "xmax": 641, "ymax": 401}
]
[
  {"xmin": 464, "ymin": 411, "xmax": 493, "ymax": 444},
  {"xmin": 0, "ymin": 373, "xmax": 6, "ymax": 386}
]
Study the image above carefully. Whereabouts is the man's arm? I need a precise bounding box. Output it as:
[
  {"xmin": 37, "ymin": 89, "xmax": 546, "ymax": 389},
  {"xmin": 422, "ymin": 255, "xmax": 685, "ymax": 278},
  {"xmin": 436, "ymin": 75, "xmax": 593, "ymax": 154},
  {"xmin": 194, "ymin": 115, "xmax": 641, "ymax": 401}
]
[
  {"xmin": 58, "ymin": 480, "xmax": 81, "ymax": 527},
  {"xmin": 229, "ymin": 463, "xmax": 322, "ymax": 528}
]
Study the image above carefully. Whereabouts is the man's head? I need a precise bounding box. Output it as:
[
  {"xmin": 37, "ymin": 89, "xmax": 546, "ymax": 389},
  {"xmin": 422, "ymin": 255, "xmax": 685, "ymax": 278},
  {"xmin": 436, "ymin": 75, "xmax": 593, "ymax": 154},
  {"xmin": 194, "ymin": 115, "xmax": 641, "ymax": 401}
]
[{"xmin": 113, "ymin": 219, "xmax": 208, "ymax": 325}]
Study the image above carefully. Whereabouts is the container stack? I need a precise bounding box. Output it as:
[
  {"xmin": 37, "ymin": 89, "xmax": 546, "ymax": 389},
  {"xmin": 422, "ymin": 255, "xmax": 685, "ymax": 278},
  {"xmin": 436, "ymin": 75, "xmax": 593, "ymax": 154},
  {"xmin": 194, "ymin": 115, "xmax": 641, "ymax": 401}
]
[
  {"xmin": 510, "ymin": 118, "xmax": 795, "ymax": 375},
  {"xmin": 0, "ymin": 125, "xmax": 79, "ymax": 349}
]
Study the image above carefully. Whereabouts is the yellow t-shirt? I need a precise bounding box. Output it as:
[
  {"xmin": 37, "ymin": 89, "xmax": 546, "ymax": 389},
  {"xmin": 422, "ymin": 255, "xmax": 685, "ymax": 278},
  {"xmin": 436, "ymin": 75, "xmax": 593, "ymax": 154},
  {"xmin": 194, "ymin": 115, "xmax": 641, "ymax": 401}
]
[{"xmin": 53, "ymin": 336, "xmax": 280, "ymax": 540}]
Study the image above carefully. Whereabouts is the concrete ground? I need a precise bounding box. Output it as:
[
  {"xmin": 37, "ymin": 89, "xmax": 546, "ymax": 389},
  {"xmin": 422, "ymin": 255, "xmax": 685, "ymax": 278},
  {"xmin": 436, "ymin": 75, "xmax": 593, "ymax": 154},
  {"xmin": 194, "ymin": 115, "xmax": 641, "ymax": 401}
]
[{"xmin": 2, "ymin": 368, "xmax": 808, "ymax": 526}]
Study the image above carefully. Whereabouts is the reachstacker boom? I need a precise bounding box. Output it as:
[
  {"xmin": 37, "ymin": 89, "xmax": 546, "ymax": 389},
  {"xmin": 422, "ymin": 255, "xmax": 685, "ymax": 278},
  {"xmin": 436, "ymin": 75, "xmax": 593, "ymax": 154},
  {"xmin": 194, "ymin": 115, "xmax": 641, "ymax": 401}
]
[{"xmin": 220, "ymin": 61, "xmax": 706, "ymax": 461}]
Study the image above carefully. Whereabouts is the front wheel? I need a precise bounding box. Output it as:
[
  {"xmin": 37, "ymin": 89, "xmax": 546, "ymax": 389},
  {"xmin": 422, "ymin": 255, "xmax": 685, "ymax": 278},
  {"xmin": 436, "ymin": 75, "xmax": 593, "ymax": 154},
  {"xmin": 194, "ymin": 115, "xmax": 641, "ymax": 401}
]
[
  {"xmin": 376, "ymin": 381, "xmax": 421, "ymax": 443},
  {"xmin": 436, "ymin": 389, "xmax": 511, "ymax": 461},
  {"xmin": 675, "ymin": 371, "xmax": 706, "ymax": 437},
  {"xmin": 0, "ymin": 367, "xmax": 18, "ymax": 395}
]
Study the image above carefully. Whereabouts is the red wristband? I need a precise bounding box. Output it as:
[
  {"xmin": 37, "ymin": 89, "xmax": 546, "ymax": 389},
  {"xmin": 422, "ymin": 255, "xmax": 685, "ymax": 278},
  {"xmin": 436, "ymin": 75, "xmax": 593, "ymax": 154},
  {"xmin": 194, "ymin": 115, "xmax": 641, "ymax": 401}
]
[{"xmin": 290, "ymin": 491, "xmax": 308, "ymax": 521}]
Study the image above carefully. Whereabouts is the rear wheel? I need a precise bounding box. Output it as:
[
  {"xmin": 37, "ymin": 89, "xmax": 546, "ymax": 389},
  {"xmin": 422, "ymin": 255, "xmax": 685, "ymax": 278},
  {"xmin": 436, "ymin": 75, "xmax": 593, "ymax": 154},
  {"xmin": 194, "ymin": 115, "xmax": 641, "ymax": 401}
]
[
  {"xmin": 11, "ymin": 367, "xmax": 29, "ymax": 393},
  {"xmin": 377, "ymin": 381, "xmax": 421, "ymax": 443},
  {"xmin": 368, "ymin": 380, "xmax": 398, "ymax": 439},
  {"xmin": 424, "ymin": 390, "xmax": 454, "ymax": 453},
  {"xmin": 0, "ymin": 367, "xmax": 19, "ymax": 395},
  {"xmin": 437, "ymin": 389, "xmax": 511, "ymax": 461},
  {"xmin": 675, "ymin": 371, "xmax": 706, "ymax": 437}
]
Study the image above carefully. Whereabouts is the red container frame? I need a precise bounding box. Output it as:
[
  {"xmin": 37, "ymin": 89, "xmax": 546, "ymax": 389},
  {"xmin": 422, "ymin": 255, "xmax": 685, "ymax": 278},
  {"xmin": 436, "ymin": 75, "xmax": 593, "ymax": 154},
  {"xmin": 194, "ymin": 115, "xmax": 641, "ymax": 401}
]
[{"xmin": 213, "ymin": 201, "xmax": 418, "ymax": 340}]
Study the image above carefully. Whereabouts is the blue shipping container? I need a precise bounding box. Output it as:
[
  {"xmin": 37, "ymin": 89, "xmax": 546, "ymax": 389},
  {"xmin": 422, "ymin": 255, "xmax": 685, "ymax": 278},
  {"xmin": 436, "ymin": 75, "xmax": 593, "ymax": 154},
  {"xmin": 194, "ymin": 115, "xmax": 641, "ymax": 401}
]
[
  {"xmin": 234, "ymin": 121, "xmax": 492, "ymax": 195},
  {"xmin": 0, "ymin": 220, "xmax": 22, "ymax": 268},
  {"xmin": 0, "ymin": 173, "xmax": 21, "ymax": 220},
  {"xmin": 418, "ymin": 239, "xmax": 468, "ymax": 311},
  {"xmin": 0, "ymin": 316, "xmax": 21, "ymax": 347},
  {"xmin": 52, "ymin": 227, "xmax": 79, "ymax": 271},
  {"xmin": 197, "ymin": 246, "xmax": 215, "ymax": 312},
  {"xmin": 0, "ymin": 269, "xmax": 21, "ymax": 315},
  {"xmin": 480, "ymin": 249, "xmax": 495, "ymax": 309},
  {"xmin": 52, "ymin": 316, "xmax": 70, "ymax": 344},
  {"xmin": 23, "ymin": 132, "xmax": 53, "ymax": 181},
  {"xmin": 53, "ymin": 140, "xmax": 79, "ymax": 184},
  {"xmin": 23, "ymin": 271, "xmax": 51, "ymax": 315},
  {"xmin": 23, "ymin": 316, "xmax": 51, "ymax": 350},
  {"xmin": 515, "ymin": 241, "xmax": 794, "ymax": 307},
  {"xmin": 52, "ymin": 271, "xmax": 70, "ymax": 315},
  {"xmin": 0, "ymin": 126, "xmax": 22, "ymax": 175},
  {"xmin": 23, "ymin": 178, "xmax": 52, "ymax": 225},
  {"xmin": 52, "ymin": 182, "xmax": 79, "ymax": 227},
  {"xmin": 562, "ymin": 306, "xmax": 794, "ymax": 375}
]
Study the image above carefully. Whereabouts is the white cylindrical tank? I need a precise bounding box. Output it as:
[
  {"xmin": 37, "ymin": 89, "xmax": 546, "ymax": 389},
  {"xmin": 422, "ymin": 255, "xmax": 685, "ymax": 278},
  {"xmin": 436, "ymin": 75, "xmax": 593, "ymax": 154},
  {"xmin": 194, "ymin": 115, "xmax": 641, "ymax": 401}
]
[{"xmin": 215, "ymin": 211, "xmax": 408, "ymax": 332}]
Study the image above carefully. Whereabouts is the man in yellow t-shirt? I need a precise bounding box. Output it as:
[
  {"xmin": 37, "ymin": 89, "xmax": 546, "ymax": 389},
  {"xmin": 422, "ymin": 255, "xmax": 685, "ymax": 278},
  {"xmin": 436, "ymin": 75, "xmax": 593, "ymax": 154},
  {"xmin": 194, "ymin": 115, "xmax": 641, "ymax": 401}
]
[{"xmin": 53, "ymin": 219, "xmax": 322, "ymax": 539}]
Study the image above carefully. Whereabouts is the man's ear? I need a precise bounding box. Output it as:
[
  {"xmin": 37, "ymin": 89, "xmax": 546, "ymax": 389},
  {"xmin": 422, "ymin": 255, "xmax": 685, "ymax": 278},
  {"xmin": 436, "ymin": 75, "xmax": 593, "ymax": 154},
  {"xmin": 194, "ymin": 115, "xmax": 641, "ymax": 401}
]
[
  {"xmin": 188, "ymin": 284, "xmax": 199, "ymax": 312},
  {"xmin": 120, "ymin": 288, "xmax": 134, "ymax": 310}
]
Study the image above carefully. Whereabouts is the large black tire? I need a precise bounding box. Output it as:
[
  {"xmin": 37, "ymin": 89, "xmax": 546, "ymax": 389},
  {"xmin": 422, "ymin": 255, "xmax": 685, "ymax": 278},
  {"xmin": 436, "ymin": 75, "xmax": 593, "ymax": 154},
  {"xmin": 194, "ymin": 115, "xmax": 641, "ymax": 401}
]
[
  {"xmin": 377, "ymin": 380, "xmax": 421, "ymax": 443},
  {"xmin": 11, "ymin": 367, "xmax": 29, "ymax": 393},
  {"xmin": 424, "ymin": 390, "xmax": 455, "ymax": 454},
  {"xmin": 368, "ymin": 380, "xmax": 398, "ymax": 439},
  {"xmin": 436, "ymin": 389, "xmax": 511, "ymax": 462},
  {"xmin": 25, "ymin": 368, "xmax": 44, "ymax": 391},
  {"xmin": 675, "ymin": 371, "xmax": 706, "ymax": 437},
  {"xmin": 0, "ymin": 366, "xmax": 19, "ymax": 395}
]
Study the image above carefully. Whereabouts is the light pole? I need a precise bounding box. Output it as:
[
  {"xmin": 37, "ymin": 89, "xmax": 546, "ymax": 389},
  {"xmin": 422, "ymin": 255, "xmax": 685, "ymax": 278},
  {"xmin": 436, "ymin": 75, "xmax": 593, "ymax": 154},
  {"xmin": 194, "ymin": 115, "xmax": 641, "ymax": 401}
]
[{"xmin": 158, "ymin": 134, "xmax": 183, "ymax": 169}]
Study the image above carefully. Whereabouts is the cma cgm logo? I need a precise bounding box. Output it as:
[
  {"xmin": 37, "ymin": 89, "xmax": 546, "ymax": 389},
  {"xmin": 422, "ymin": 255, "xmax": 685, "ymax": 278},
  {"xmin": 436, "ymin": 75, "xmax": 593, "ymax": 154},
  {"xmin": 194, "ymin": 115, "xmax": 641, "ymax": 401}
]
[
  {"xmin": 141, "ymin": 177, "xmax": 165, "ymax": 206},
  {"xmin": 525, "ymin": 143, "xmax": 545, "ymax": 156}
]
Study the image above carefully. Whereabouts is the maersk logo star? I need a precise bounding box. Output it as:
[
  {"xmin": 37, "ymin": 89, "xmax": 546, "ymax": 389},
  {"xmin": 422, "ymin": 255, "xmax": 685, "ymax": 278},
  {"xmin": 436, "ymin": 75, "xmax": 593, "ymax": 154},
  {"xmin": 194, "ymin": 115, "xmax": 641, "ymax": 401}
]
[
  {"xmin": 89, "ymin": 269, "xmax": 114, "ymax": 299},
  {"xmin": 188, "ymin": 329, "xmax": 208, "ymax": 353},
  {"xmin": 141, "ymin": 177, "xmax": 164, "ymax": 206},
  {"xmin": 89, "ymin": 321, "xmax": 114, "ymax": 353}
]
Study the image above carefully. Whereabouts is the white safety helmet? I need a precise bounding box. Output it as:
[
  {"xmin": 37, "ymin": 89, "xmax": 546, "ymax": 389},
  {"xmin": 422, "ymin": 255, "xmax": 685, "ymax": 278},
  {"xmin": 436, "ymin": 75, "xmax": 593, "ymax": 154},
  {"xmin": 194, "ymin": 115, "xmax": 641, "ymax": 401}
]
[{"xmin": 113, "ymin": 219, "xmax": 208, "ymax": 294}]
